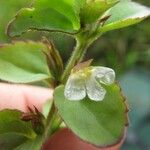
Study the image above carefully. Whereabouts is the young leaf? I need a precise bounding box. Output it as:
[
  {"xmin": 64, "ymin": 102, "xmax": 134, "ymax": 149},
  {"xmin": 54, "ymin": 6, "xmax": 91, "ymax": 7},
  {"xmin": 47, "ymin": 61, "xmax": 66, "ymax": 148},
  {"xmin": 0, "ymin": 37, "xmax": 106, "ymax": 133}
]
[
  {"xmin": 7, "ymin": 0, "xmax": 82, "ymax": 37},
  {"xmin": 42, "ymin": 38, "xmax": 63, "ymax": 81},
  {"xmin": 99, "ymin": 1, "xmax": 150, "ymax": 33},
  {"xmin": 0, "ymin": 41, "xmax": 51, "ymax": 83},
  {"xmin": 0, "ymin": 109, "xmax": 37, "ymax": 149},
  {"xmin": 54, "ymin": 84, "xmax": 128, "ymax": 147}
]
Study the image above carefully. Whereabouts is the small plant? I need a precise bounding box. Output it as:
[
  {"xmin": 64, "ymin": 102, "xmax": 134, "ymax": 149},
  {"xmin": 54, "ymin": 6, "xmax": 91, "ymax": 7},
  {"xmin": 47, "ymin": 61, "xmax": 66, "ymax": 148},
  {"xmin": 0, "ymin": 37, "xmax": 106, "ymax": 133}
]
[{"xmin": 0, "ymin": 0, "xmax": 149, "ymax": 149}]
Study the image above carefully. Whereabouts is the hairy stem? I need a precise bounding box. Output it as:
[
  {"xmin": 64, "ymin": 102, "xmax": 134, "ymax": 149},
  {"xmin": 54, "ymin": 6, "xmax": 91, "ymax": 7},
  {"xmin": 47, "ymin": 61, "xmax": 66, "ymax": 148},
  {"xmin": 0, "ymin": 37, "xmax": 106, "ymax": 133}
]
[
  {"xmin": 42, "ymin": 101, "xmax": 56, "ymax": 142},
  {"xmin": 61, "ymin": 36, "xmax": 94, "ymax": 83}
]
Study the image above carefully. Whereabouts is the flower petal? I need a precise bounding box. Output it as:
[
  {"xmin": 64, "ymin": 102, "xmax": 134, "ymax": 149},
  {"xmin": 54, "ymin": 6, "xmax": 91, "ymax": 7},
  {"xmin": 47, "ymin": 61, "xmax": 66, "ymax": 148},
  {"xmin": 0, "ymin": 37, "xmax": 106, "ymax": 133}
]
[
  {"xmin": 64, "ymin": 75, "xmax": 86, "ymax": 101},
  {"xmin": 86, "ymin": 76, "xmax": 106, "ymax": 101},
  {"xmin": 93, "ymin": 67, "xmax": 115, "ymax": 85}
]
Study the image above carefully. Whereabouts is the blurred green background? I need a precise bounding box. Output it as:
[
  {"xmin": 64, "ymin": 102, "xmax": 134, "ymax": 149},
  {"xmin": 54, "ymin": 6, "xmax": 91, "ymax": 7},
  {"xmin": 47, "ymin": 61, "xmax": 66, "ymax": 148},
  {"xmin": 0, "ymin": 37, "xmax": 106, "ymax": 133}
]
[{"xmin": 0, "ymin": 0, "xmax": 149, "ymax": 149}]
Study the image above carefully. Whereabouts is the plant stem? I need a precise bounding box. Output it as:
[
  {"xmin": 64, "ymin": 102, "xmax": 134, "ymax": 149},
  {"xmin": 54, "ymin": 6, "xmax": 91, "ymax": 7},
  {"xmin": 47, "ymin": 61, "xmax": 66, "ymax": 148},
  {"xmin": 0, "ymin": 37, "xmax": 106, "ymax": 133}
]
[
  {"xmin": 42, "ymin": 101, "xmax": 56, "ymax": 141},
  {"xmin": 61, "ymin": 36, "xmax": 94, "ymax": 83},
  {"xmin": 42, "ymin": 30, "xmax": 100, "ymax": 144},
  {"xmin": 42, "ymin": 35, "xmax": 94, "ymax": 144}
]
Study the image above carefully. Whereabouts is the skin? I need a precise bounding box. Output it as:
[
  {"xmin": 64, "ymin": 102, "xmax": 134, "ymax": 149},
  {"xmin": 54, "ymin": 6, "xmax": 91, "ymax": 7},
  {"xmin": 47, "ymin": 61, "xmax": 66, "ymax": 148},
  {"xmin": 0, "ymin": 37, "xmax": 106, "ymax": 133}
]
[{"xmin": 0, "ymin": 83, "xmax": 124, "ymax": 150}]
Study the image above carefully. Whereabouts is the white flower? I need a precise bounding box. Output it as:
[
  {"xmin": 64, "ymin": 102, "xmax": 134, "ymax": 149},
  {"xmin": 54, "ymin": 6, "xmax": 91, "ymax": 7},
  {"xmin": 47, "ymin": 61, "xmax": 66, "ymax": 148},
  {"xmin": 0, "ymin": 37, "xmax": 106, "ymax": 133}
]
[{"xmin": 64, "ymin": 66, "xmax": 115, "ymax": 101}]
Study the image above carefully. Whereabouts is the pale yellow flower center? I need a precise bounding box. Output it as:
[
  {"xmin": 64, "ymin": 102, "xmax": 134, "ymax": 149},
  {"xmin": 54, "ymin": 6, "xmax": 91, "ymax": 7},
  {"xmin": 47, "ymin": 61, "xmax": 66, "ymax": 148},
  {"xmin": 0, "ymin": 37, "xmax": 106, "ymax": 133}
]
[{"xmin": 71, "ymin": 67, "xmax": 92, "ymax": 80}]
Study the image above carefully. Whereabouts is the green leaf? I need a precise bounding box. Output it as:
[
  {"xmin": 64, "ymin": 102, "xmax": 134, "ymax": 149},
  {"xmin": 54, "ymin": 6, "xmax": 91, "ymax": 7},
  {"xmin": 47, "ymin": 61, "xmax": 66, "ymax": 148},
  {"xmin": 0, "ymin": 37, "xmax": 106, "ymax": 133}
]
[
  {"xmin": 99, "ymin": 1, "xmax": 150, "ymax": 33},
  {"xmin": 7, "ymin": 0, "xmax": 82, "ymax": 37},
  {"xmin": 15, "ymin": 136, "xmax": 42, "ymax": 150},
  {"xmin": 42, "ymin": 100, "xmax": 52, "ymax": 118},
  {"xmin": 0, "ymin": 41, "xmax": 51, "ymax": 83},
  {"xmin": 80, "ymin": 0, "xmax": 118, "ymax": 24},
  {"xmin": 54, "ymin": 84, "xmax": 128, "ymax": 146},
  {"xmin": 0, "ymin": 109, "xmax": 37, "ymax": 149},
  {"xmin": 74, "ymin": 0, "xmax": 86, "ymax": 13},
  {"xmin": 0, "ymin": 134, "xmax": 27, "ymax": 150}
]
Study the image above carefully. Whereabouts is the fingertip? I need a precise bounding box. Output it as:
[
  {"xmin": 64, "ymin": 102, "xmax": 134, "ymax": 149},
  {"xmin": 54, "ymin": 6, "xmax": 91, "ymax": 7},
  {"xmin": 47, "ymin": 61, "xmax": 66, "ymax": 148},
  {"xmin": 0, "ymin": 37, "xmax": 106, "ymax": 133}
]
[
  {"xmin": 0, "ymin": 83, "xmax": 53, "ymax": 112},
  {"xmin": 21, "ymin": 85, "xmax": 53, "ymax": 112},
  {"xmin": 0, "ymin": 83, "xmax": 26, "ymax": 112}
]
